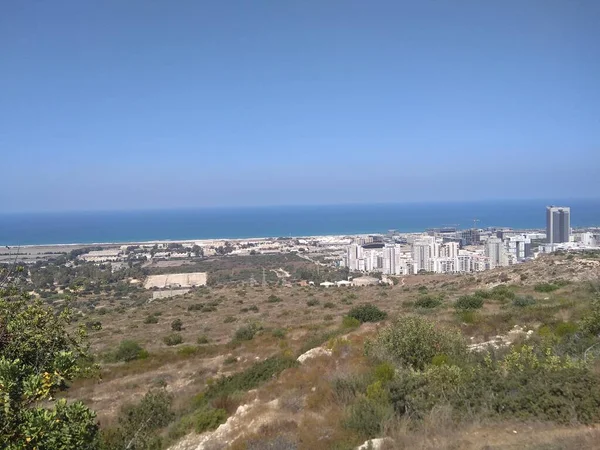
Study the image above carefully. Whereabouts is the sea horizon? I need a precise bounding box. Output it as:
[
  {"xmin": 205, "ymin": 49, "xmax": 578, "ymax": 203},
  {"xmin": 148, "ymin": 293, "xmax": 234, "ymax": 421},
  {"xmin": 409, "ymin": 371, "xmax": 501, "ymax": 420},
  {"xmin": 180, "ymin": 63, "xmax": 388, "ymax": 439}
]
[{"xmin": 1, "ymin": 198, "xmax": 599, "ymax": 247}]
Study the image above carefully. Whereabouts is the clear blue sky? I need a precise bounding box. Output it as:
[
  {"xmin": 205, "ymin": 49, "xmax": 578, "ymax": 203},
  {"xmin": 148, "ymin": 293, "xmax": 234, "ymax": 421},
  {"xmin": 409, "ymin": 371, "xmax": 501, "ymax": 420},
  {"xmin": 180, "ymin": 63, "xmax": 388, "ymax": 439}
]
[{"xmin": 1, "ymin": 0, "xmax": 599, "ymax": 212}]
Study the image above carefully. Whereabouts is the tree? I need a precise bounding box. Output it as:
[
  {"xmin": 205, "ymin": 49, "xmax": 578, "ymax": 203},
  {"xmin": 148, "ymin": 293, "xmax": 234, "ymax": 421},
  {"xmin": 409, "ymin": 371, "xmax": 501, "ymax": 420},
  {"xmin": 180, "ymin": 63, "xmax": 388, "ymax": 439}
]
[
  {"xmin": 0, "ymin": 285, "xmax": 99, "ymax": 449},
  {"xmin": 191, "ymin": 245, "xmax": 204, "ymax": 258}
]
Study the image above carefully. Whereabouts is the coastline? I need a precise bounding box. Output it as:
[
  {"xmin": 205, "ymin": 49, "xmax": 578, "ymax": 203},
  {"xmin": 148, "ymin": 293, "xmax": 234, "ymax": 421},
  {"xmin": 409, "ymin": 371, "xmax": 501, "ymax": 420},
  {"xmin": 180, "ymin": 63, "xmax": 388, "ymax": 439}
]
[{"xmin": 2, "ymin": 199, "xmax": 600, "ymax": 247}]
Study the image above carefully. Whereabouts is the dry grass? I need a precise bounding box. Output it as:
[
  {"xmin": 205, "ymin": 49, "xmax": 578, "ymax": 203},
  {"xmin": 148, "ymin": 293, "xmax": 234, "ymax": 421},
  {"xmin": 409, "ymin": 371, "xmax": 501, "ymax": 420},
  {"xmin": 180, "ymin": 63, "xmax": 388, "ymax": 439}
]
[{"xmin": 60, "ymin": 254, "xmax": 600, "ymax": 446}]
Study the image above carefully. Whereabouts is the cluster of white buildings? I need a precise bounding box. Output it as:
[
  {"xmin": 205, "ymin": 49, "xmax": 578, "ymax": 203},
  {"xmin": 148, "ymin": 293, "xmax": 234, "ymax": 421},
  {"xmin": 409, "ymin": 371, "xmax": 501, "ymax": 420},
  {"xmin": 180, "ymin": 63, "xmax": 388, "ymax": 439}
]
[{"xmin": 340, "ymin": 232, "xmax": 537, "ymax": 275}]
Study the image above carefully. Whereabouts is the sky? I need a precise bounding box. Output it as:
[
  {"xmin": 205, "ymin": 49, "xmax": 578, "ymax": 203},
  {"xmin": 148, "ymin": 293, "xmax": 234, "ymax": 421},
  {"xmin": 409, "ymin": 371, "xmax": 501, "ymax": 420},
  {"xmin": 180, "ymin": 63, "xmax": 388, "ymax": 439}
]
[{"xmin": 1, "ymin": 0, "xmax": 599, "ymax": 212}]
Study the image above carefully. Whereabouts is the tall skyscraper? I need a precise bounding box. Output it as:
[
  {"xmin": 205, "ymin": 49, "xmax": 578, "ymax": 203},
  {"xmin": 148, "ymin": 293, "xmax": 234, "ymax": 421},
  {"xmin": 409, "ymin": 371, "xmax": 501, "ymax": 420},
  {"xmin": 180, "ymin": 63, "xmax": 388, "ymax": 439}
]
[{"xmin": 546, "ymin": 206, "xmax": 571, "ymax": 244}]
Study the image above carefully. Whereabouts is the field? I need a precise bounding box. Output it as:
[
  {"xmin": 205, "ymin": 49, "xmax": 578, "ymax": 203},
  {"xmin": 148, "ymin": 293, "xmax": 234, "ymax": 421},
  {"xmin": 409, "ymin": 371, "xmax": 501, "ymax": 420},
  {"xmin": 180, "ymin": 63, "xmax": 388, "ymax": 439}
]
[{"xmin": 52, "ymin": 252, "xmax": 600, "ymax": 449}]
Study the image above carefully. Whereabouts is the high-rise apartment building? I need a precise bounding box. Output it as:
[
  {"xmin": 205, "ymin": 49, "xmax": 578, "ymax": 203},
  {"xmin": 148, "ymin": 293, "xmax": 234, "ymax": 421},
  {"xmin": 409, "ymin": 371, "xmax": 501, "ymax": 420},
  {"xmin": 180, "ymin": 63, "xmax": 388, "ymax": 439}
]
[
  {"xmin": 546, "ymin": 206, "xmax": 571, "ymax": 244},
  {"xmin": 485, "ymin": 237, "xmax": 508, "ymax": 269}
]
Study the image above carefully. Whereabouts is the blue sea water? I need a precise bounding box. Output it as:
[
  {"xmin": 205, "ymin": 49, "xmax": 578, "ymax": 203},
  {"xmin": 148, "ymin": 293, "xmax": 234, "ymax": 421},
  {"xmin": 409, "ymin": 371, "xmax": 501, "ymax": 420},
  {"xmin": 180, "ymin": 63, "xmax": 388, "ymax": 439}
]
[{"xmin": 1, "ymin": 199, "xmax": 599, "ymax": 246}]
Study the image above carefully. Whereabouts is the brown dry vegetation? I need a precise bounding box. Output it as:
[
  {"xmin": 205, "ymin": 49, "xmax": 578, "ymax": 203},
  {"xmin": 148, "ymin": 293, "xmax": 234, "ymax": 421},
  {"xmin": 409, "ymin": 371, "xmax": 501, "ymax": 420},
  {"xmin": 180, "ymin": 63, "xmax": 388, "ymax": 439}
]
[{"xmin": 62, "ymin": 253, "xmax": 600, "ymax": 449}]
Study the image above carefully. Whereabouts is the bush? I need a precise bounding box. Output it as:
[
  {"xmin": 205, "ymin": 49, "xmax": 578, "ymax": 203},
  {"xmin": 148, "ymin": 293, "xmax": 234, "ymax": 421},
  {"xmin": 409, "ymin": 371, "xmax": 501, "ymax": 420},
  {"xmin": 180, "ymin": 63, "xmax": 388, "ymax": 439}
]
[
  {"xmin": 267, "ymin": 294, "xmax": 282, "ymax": 303},
  {"xmin": 343, "ymin": 397, "xmax": 393, "ymax": 438},
  {"xmin": 224, "ymin": 355, "xmax": 237, "ymax": 365},
  {"xmin": 374, "ymin": 362, "xmax": 395, "ymax": 383},
  {"xmin": 306, "ymin": 299, "xmax": 319, "ymax": 307},
  {"xmin": 534, "ymin": 283, "xmax": 559, "ymax": 293},
  {"xmin": 193, "ymin": 407, "xmax": 227, "ymax": 433},
  {"xmin": 365, "ymin": 316, "xmax": 467, "ymax": 370},
  {"xmin": 248, "ymin": 305, "xmax": 259, "ymax": 312},
  {"xmin": 414, "ymin": 295, "xmax": 442, "ymax": 309},
  {"xmin": 177, "ymin": 345, "xmax": 198, "ymax": 357},
  {"xmin": 271, "ymin": 328, "xmax": 286, "ymax": 339},
  {"xmin": 383, "ymin": 343, "xmax": 600, "ymax": 425},
  {"xmin": 144, "ymin": 314, "xmax": 159, "ymax": 324},
  {"xmin": 163, "ymin": 333, "xmax": 184, "ymax": 346},
  {"xmin": 103, "ymin": 389, "xmax": 175, "ymax": 449},
  {"xmin": 204, "ymin": 356, "xmax": 298, "ymax": 400},
  {"xmin": 488, "ymin": 285, "xmax": 516, "ymax": 301},
  {"xmin": 513, "ymin": 295, "xmax": 536, "ymax": 307},
  {"xmin": 0, "ymin": 293, "xmax": 99, "ymax": 449},
  {"xmin": 332, "ymin": 373, "xmax": 372, "ymax": 405},
  {"xmin": 171, "ymin": 318, "xmax": 183, "ymax": 331},
  {"xmin": 188, "ymin": 303, "xmax": 204, "ymax": 311},
  {"xmin": 197, "ymin": 335, "xmax": 210, "ymax": 344},
  {"xmin": 342, "ymin": 316, "xmax": 360, "ymax": 329},
  {"xmin": 348, "ymin": 304, "xmax": 387, "ymax": 323},
  {"xmin": 234, "ymin": 324, "xmax": 259, "ymax": 341},
  {"xmin": 323, "ymin": 301, "xmax": 335, "ymax": 309},
  {"xmin": 581, "ymin": 299, "xmax": 600, "ymax": 336},
  {"xmin": 114, "ymin": 340, "xmax": 148, "ymax": 362},
  {"xmin": 85, "ymin": 320, "xmax": 102, "ymax": 330},
  {"xmin": 223, "ymin": 316, "xmax": 237, "ymax": 323},
  {"xmin": 455, "ymin": 295, "xmax": 484, "ymax": 310}
]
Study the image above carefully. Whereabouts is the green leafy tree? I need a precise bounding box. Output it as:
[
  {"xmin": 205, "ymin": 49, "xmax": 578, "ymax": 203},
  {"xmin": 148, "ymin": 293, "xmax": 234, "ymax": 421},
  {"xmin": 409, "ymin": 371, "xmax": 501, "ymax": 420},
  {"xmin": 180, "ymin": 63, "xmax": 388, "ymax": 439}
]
[{"xmin": 0, "ymin": 286, "xmax": 99, "ymax": 449}]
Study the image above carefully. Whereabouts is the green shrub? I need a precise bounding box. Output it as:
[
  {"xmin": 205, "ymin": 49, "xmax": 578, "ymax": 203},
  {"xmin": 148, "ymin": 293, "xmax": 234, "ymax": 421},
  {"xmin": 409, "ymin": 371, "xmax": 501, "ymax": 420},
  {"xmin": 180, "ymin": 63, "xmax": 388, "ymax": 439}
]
[
  {"xmin": 204, "ymin": 356, "xmax": 298, "ymax": 400},
  {"xmin": 248, "ymin": 305, "xmax": 259, "ymax": 312},
  {"xmin": 343, "ymin": 397, "xmax": 393, "ymax": 438},
  {"xmin": 414, "ymin": 295, "xmax": 442, "ymax": 309},
  {"xmin": 197, "ymin": 335, "xmax": 210, "ymax": 344},
  {"xmin": 103, "ymin": 389, "xmax": 174, "ymax": 449},
  {"xmin": 366, "ymin": 316, "xmax": 467, "ymax": 370},
  {"xmin": 348, "ymin": 304, "xmax": 387, "ymax": 323},
  {"xmin": 224, "ymin": 355, "xmax": 237, "ymax": 365},
  {"xmin": 306, "ymin": 299, "xmax": 319, "ymax": 307},
  {"xmin": 163, "ymin": 333, "xmax": 184, "ymax": 346},
  {"xmin": 194, "ymin": 407, "xmax": 227, "ymax": 433},
  {"xmin": 223, "ymin": 316, "xmax": 237, "ymax": 323},
  {"xmin": 271, "ymin": 328, "xmax": 286, "ymax": 339},
  {"xmin": 171, "ymin": 318, "xmax": 183, "ymax": 331},
  {"xmin": 374, "ymin": 362, "xmax": 395, "ymax": 383},
  {"xmin": 201, "ymin": 305, "xmax": 217, "ymax": 313},
  {"xmin": 489, "ymin": 285, "xmax": 516, "ymax": 301},
  {"xmin": 332, "ymin": 373, "xmax": 372, "ymax": 405},
  {"xmin": 188, "ymin": 303, "xmax": 204, "ymax": 311},
  {"xmin": 553, "ymin": 322, "xmax": 578, "ymax": 338},
  {"xmin": 455, "ymin": 295, "xmax": 484, "ymax": 310},
  {"xmin": 267, "ymin": 294, "xmax": 282, "ymax": 303},
  {"xmin": 534, "ymin": 283, "xmax": 559, "ymax": 293},
  {"xmin": 323, "ymin": 301, "xmax": 335, "ymax": 309},
  {"xmin": 234, "ymin": 323, "xmax": 259, "ymax": 341},
  {"xmin": 177, "ymin": 345, "xmax": 198, "ymax": 357},
  {"xmin": 114, "ymin": 340, "xmax": 148, "ymax": 362},
  {"xmin": 144, "ymin": 315, "xmax": 159, "ymax": 324},
  {"xmin": 513, "ymin": 295, "xmax": 536, "ymax": 307},
  {"xmin": 581, "ymin": 299, "xmax": 600, "ymax": 336},
  {"xmin": 457, "ymin": 310, "xmax": 478, "ymax": 323},
  {"xmin": 342, "ymin": 316, "xmax": 360, "ymax": 329},
  {"xmin": 85, "ymin": 320, "xmax": 102, "ymax": 330}
]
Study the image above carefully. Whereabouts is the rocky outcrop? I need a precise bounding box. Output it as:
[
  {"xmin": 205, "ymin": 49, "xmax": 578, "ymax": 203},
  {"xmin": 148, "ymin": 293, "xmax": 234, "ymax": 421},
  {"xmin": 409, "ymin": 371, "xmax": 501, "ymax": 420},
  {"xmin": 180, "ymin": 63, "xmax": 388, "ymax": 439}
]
[{"xmin": 296, "ymin": 346, "xmax": 332, "ymax": 364}]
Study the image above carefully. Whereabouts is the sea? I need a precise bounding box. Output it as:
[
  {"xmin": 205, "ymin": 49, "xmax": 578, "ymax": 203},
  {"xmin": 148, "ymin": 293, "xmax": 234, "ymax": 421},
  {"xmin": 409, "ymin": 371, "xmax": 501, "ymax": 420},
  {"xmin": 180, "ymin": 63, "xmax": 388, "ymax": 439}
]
[{"xmin": 1, "ymin": 199, "xmax": 599, "ymax": 246}]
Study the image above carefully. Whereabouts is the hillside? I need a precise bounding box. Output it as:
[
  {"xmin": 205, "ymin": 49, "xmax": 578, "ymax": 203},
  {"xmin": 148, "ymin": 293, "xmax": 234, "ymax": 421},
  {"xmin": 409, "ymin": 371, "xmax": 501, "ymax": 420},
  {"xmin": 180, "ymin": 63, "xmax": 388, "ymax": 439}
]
[{"xmin": 60, "ymin": 253, "xmax": 600, "ymax": 449}]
